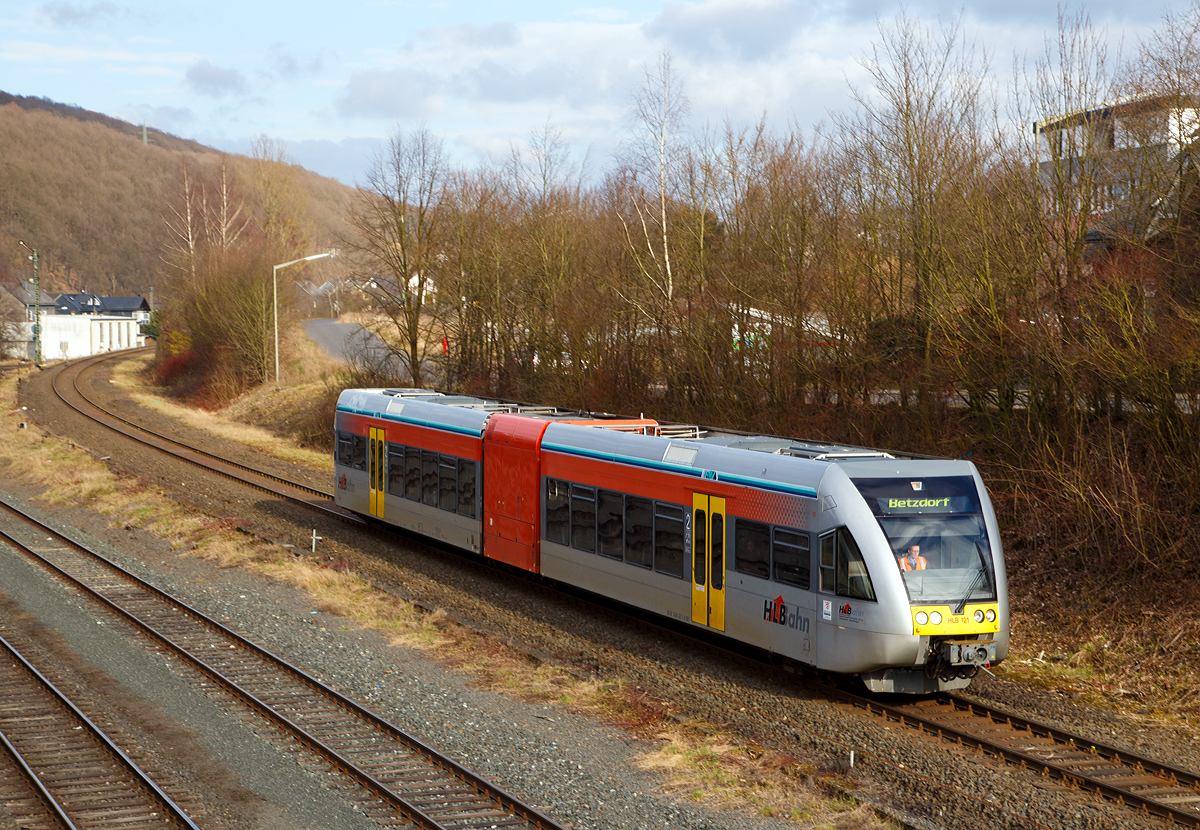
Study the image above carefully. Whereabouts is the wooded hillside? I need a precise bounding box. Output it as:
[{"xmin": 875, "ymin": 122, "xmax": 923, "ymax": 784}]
[{"xmin": 0, "ymin": 95, "xmax": 352, "ymax": 299}]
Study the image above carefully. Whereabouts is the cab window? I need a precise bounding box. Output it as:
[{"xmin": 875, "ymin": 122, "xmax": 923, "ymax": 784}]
[{"xmin": 819, "ymin": 528, "xmax": 876, "ymax": 601}]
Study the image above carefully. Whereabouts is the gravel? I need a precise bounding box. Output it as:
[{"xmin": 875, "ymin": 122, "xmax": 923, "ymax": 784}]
[{"xmin": 6, "ymin": 356, "xmax": 1199, "ymax": 830}]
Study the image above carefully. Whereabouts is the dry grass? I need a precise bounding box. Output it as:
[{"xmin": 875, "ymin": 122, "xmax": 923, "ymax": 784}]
[
  {"xmin": 996, "ymin": 608, "xmax": 1200, "ymax": 725},
  {"xmin": 640, "ymin": 728, "xmax": 889, "ymax": 827},
  {"xmin": 110, "ymin": 352, "xmax": 334, "ymax": 473}
]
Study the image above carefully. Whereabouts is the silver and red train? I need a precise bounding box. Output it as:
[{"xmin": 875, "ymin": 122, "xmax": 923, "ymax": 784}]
[{"xmin": 334, "ymin": 388, "xmax": 1008, "ymax": 693}]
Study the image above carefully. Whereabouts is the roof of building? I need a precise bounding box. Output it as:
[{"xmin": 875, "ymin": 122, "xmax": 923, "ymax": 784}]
[{"xmin": 54, "ymin": 293, "xmax": 151, "ymax": 314}]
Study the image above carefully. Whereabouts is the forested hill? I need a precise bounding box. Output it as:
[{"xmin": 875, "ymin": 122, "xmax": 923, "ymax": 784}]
[
  {"xmin": 0, "ymin": 92, "xmax": 353, "ymax": 299},
  {"xmin": 0, "ymin": 91, "xmax": 213, "ymax": 154}
]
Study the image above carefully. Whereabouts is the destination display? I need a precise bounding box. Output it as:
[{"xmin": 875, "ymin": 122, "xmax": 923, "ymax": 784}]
[{"xmin": 851, "ymin": 476, "xmax": 982, "ymax": 517}]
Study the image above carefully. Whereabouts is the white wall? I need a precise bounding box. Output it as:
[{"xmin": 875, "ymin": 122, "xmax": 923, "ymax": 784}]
[{"xmin": 27, "ymin": 315, "xmax": 146, "ymax": 361}]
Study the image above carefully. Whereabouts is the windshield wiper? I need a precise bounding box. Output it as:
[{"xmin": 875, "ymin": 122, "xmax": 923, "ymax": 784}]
[{"xmin": 953, "ymin": 542, "xmax": 993, "ymax": 615}]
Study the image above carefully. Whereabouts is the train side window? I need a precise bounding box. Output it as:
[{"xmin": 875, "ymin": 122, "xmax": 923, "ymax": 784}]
[
  {"xmin": 457, "ymin": 459, "xmax": 476, "ymax": 518},
  {"xmin": 351, "ymin": 434, "xmax": 367, "ymax": 470},
  {"xmin": 571, "ymin": 484, "xmax": 596, "ymax": 552},
  {"xmin": 819, "ymin": 528, "xmax": 876, "ymax": 601},
  {"xmin": 773, "ymin": 528, "xmax": 810, "ymax": 590},
  {"xmin": 819, "ymin": 533, "xmax": 836, "ymax": 593},
  {"xmin": 597, "ymin": 489, "xmax": 623, "ymax": 560},
  {"xmin": 404, "ymin": 447, "xmax": 421, "ymax": 501},
  {"xmin": 734, "ymin": 519, "xmax": 770, "ymax": 579},
  {"xmin": 387, "ymin": 445, "xmax": 406, "ymax": 496},
  {"xmin": 336, "ymin": 432, "xmax": 353, "ymax": 467},
  {"xmin": 439, "ymin": 454, "xmax": 457, "ymax": 512},
  {"xmin": 545, "ymin": 479, "xmax": 569, "ymax": 545},
  {"xmin": 624, "ymin": 496, "xmax": 653, "ymax": 568},
  {"xmin": 836, "ymin": 529, "xmax": 876, "ymax": 601},
  {"xmin": 653, "ymin": 503, "xmax": 685, "ymax": 578},
  {"xmin": 421, "ymin": 450, "xmax": 438, "ymax": 506}
]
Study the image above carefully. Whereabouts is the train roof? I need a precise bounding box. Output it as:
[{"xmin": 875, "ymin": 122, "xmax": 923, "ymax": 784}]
[
  {"xmin": 542, "ymin": 420, "xmax": 827, "ymax": 499},
  {"xmin": 337, "ymin": 387, "xmax": 942, "ymax": 464}
]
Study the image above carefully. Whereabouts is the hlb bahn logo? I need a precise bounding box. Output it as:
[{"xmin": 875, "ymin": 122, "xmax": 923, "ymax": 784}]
[
  {"xmin": 838, "ymin": 602, "xmax": 864, "ymax": 623},
  {"xmin": 764, "ymin": 596, "xmax": 810, "ymax": 633}
]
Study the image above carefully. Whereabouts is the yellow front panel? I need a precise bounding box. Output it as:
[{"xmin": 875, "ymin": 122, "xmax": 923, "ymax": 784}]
[{"xmin": 911, "ymin": 603, "xmax": 1000, "ymax": 636}]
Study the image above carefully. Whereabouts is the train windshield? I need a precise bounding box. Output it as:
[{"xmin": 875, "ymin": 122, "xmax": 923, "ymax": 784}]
[{"xmin": 851, "ymin": 476, "xmax": 995, "ymax": 606}]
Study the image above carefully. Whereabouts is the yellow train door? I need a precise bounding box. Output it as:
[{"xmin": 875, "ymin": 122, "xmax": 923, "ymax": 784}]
[
  {"xmin": 691, "ymin": 494, "xmax": 727, "ymax": 631},
  {"xmin": 368, "ymin": 427, "xmax": 385, "ymax": 518}
]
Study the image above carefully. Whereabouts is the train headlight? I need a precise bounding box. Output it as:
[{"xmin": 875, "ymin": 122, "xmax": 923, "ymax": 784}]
[
  {"xmin": 985, "ymin": 609, "xmax": 996, "ymax": 623},
  {"xmin": 915, "ymin": 611, "xmax": 929, "ymax": 626},
  {"xmin": 930, "ymin": 611, "xmax": 943, "ymax": 625},
  {"xmin": 973, "ymin": 609, "xmax": 985, "ymax": 623}
]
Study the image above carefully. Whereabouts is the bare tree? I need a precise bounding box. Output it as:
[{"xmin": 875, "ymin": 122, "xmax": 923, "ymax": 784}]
[
  {"xmin": 162, "ymin": 159, "xmax": 204, "ymax": 281},
  {"xmin": 203, "ymin": 155, "xmax": 250, "ymax": 253},
  {"xmin": 614, "ymin": 51, "xmax": 691, "ymax": 399},
  {"xmin": 836, "ymin": 10, "xmax": 992, "ymax": 412},
  {"xmin": 345, "ymin": 127, "xmax": 447, "ymax": 388},
  {"xmin": 250, "ymin": 136, "xmax": 309, "ymax": 252}
]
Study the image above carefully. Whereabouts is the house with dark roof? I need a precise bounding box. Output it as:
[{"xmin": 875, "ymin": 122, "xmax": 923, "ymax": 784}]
[
  {"xmin": 0, "ymin": 283, "xmax": 152, "ymax": 361},
  {"xmin": 55, "ymin": 293, "xmax": 152, "ymax": 320}
]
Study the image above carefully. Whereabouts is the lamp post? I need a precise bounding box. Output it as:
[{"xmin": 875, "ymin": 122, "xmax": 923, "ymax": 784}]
[
  {"xmin": 18, "ymin": 241, "xmax": 40, "ymax": 364},
  {"xmin": 273, "ymin": 251, "xmax": 334, "ymax": 384}
]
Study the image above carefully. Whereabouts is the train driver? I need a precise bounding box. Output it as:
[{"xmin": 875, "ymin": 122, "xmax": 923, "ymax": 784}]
[{"xmin": 897, "ymin": 543, "xmax": 927, "ymax": 571}]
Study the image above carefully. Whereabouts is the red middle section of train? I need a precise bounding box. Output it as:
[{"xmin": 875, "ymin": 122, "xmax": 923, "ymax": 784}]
[{"xmin": 481, "ymin": 413, "xmax": 548, "ymax": 571}]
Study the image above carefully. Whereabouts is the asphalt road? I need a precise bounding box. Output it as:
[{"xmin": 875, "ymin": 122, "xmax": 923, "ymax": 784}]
[{"xmin": 301, "ymin": 318, "xmax": 406, "ymax": 379}]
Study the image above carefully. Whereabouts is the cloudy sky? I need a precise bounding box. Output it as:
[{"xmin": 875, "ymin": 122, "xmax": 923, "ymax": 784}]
[{"xmin": 0, "ymin": 0, "xmax": 1181, "ymax": 185}]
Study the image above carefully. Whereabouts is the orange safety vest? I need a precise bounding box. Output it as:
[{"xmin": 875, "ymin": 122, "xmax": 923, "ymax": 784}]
[{"xmin": 898, "ymin": 555, "xmax": 927, "ymax": 571}]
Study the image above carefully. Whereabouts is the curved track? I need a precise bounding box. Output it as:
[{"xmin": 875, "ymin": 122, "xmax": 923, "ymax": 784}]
[
  {"xmin": 50, "ymin": 349, "xmax": 358, "ymax": 524},
  {"xmin": 0, "ymin": 631, "xmax": 200, "ymax": 830},
  {"xmin": 39, "ymin": 350, "xmax": 1200, "ymax": 828},
  {"xmin": 0, "ymin": 491, "xmax": 565, "ymax": 830}
]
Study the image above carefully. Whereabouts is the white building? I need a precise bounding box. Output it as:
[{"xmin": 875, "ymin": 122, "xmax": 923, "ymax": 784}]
[{"xmin": 2, "ymin": 284, "xmax": 150, "ymax": 361}]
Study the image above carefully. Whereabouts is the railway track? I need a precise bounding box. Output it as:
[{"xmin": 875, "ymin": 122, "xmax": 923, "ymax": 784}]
[
  {"xmin": 0, "ymin": 631, "xmax": 200, "ymax": 830},
  {"xmin": 50, "ymin": 348, "xmax": 356, "ymax": 523},
  {"xmin": 852, "ymin": 691, "xmax": 1200, "ymax": 826},
  {"xmin": 32, "ymin": 349, "xmax": 1200, "ymax": 828},
  {"xmin": 0, "ymin": 492, "xmax": 566, "ymax": 830}
]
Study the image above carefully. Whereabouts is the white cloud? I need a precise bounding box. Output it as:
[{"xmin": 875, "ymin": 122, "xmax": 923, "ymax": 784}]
[
  {"xmin": 185, "ymin": 59, "xmax": 248, "ymax": 98},
  {"xmin": 644, "ymin": 0, "xmax": 814, "ymax": 60},
  {"xmin": 334, "ymin": 67, "xmax": 442, "ymax": 119},
  {"xmin": 39, "ymin": 1, "xmax": 122, "ymax": 28}
]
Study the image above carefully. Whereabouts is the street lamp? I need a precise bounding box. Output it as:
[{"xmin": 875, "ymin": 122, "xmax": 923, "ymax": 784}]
[
  {"xmin": 18, "ymin": 241, "xmax": 40, "ymax": 364},
  {"xmin": 273, "ymin": 251, "xmax": 334, "ymax": 384}
]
